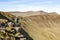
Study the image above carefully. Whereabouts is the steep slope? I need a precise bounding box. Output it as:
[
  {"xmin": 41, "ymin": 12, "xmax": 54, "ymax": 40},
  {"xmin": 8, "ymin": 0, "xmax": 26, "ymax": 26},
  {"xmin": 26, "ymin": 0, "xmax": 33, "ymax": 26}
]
[
  {"xmin": 21, "ymin": 14, "xmax": 60, "ymax": 40},
  {"xmin": 0, "ymin": 12, "xmax": 16, "ymax": 22}
]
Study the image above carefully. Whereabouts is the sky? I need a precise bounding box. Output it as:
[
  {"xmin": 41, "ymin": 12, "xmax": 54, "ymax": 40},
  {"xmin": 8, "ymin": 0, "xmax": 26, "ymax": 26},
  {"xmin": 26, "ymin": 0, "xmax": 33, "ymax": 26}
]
[{"xmin": 0, "ymin": 0, "xmax": 60, "ymax": 13}]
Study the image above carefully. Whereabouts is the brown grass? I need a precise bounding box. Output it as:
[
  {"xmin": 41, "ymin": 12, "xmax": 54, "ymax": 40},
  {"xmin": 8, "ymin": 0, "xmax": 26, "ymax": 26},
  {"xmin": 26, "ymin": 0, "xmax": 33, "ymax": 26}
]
[{"xmin": 20, "ymin": 14, "xmax": 60, "ymax": 40}]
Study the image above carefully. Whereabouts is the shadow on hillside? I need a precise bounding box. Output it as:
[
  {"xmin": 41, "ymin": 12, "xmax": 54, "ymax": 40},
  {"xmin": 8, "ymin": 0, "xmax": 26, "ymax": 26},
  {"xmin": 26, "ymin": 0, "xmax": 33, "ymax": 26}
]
[
  {"xmin": 0, "ymin": 13, "xmax": 11, "ymax": 21},
  {"xmin": 19, "ymin": 28, "xmax": 33, "ymax": 40}
]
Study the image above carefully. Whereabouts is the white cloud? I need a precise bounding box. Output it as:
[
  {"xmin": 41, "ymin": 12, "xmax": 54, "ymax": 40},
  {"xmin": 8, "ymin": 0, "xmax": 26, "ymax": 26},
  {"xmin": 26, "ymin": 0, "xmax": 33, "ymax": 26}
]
[
  {"xmin": 0, "ymin": 4, "xmax": 60, "ymax": 14},
  {"xmin": 0, "ymin": 0, "xmax": 60, "ymax": 13}
]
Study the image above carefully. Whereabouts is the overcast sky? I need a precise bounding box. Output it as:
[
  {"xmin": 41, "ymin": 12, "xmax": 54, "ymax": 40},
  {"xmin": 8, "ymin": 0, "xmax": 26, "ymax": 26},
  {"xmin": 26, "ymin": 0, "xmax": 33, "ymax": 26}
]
[{"xmin": 0, "ymin": 0, "xmax": 60, "ymax": 13}]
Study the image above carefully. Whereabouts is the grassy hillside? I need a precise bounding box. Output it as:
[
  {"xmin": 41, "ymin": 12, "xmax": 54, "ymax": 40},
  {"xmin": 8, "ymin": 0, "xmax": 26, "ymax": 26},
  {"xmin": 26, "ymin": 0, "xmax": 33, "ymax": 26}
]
[
  {"xmin": 0, "ymin": 12, "xmax": 16, "ymax": 22},
  {"xmin": 20, "ymin": 14, "xmax": 60, "ymax": 40},
  {"xmin": 0, "ymin": 11, "xmax": 59, "ymax": 40}
]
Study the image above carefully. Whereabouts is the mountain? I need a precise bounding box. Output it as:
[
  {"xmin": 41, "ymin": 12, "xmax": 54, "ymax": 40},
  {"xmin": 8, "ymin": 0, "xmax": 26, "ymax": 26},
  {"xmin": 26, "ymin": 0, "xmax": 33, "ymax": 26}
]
[
  {"xmin": 0, "ymin": 11, "xmax": 59, "ymax": 40},
  {"xmin": 9, "ymin": 11, "xmax": 58, "ymax": 17},
  {"xmin": 18, "ymin": 11, "xmax": 60, "ymax": 40}
]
